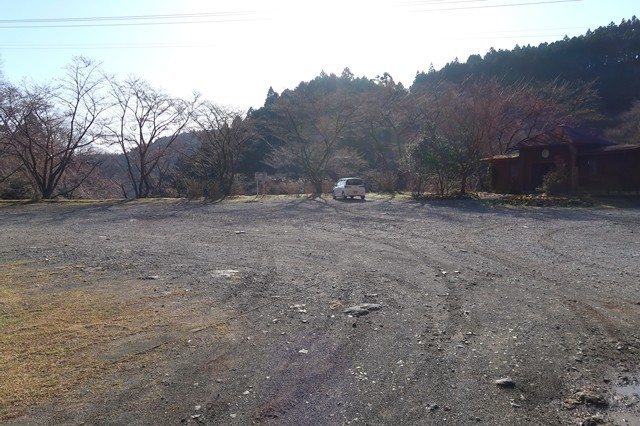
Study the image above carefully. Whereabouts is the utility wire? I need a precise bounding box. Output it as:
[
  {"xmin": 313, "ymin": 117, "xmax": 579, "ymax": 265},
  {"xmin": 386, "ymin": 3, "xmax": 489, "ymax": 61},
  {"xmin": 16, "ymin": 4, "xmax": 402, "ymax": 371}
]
[
  {"xmin": 0, "ymin": 43, "xmax": 219, "ymax": 50},
  {"xmin": 0, "ymin": 0, "xmax": 589, "ymax": 51},
  {"xmin": 0, "ymin": 18, "xmax": 263, "ymax": 29},
  {"xmin": 0, "ymin": 30, "xmax": 583, "ymax": 51},
  {"xmin": 0, "ymin": 10, "xmax": 265, "ymax": 24},
  {"xmin": 403, "ymin": 0, "xmax": 583, "ymax": 12},
  {"xmin": 0, "ymin": 0, "xmax": 583, "ymax": 29},
  {"xmin": 404, "ymin": 0, "xmax": 581, "ymax": 6}
]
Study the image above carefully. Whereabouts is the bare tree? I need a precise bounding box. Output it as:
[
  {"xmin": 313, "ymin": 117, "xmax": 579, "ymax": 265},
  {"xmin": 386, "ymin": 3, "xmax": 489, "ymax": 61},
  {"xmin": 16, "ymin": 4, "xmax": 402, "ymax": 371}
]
[
  {"xmin": 0, "ymin": 57, "xmax": 107, "ymax": 199},
  {"xmin": 0, "ymin": 102, "xmax": 22, "ymax": 185},
  {"xmin": 433, "ymin": 83, "xmax": 489, "ymax": 194},
  {"xmin": 360, "ymin": 73, "xmax": 425, "ymax": 190},
  {"xmin": 407, "ymin": 77, "xmax": 601, "ymax": 194},
  {"xmin": 605, "ymin": 100, "xmax": 640, "ymax": 145},
  {"xmin": 481, "ymin": 78, "xmax": 601, "ymax": 155},
  {"xmin": 364, "ymin": 74, "xmax": 412, "ymax": 165},
  {"xmin": 266, "ymin": 86, "xmax": 363, "ymax": 194},
  {"xmin": 404, "ymin": 124, "xmax": 458, "ymax": 196},
  {"xmin": 105, "ymin": 77, "xmax": 197, "ymax": 198},
  {"xmin": 191, "ymin": 102, "xmax": 255, "ymax": 198}
]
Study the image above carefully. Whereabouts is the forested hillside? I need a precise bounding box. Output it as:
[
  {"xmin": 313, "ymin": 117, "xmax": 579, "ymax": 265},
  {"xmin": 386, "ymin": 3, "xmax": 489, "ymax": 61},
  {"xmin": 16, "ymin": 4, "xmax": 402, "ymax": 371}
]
[
  {"xmin": 1, "ymin": 18, "xmax": 638, "ymax": 200},
  {"xmin": 415, "ymin": 16, "xmax": 640, "ymax": 117}
]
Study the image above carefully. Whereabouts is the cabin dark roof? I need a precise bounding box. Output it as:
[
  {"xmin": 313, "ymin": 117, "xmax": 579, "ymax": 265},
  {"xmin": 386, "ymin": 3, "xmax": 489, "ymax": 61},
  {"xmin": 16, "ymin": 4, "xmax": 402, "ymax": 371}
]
[
  {"xmin": 579, "ymin": 143, "xmax": 640, "ymax": 154},
  {"xmin": 512, "ymin": 125, "xmax": 616, "ymax": 150},
  {"xmin": 480, "ymin": 153, "xmax": 519, "ymax": 162}
]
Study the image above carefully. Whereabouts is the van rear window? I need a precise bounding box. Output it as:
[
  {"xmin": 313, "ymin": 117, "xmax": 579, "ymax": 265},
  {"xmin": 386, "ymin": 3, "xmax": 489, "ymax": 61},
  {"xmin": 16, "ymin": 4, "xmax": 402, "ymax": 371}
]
[{"xmin": 346, "ymin": 179, "xmax": 363, "ymax": 186}]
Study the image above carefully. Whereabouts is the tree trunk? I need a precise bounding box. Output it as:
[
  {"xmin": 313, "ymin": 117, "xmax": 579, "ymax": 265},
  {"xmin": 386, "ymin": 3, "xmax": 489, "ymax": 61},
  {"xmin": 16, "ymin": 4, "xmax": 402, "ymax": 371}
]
[{"xmin": 460, "ymin": 174, "xmax": 467, "ymax": 195}]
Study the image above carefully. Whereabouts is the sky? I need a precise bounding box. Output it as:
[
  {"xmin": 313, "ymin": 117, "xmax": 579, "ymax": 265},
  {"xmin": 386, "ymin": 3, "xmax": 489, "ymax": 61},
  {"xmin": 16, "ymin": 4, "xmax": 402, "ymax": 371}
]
[{"xmin": 0, "ymin": 0, "xmax": 637, "ymax": 112}]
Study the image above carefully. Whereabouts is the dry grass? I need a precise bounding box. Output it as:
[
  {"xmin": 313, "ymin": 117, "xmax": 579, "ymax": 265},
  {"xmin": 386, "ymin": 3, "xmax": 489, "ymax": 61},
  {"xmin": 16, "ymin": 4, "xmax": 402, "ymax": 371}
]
[
  {"xmin": 0, "ymin": 262, "xmax": 228, "ymax": 421},
  {"xmin": 0, "ymin": 193, "xmax": 409, "ymax": 209},
  {"xmin": 223, "ymin": 192, "xmax": 410, "ymax": 203}
]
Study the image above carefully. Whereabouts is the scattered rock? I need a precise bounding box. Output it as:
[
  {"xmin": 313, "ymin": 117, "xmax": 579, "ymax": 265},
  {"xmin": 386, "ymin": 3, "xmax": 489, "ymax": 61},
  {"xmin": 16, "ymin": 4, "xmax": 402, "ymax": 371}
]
[
  {"xmin": 210, "ymin": 270, "xmax": 239, "ymax": 278},
  {"xmin": 495, "ymin": 377, "xmax": 516, "ymax": 388},
  {"xmin": 343, "ymin": 303, "xmax": 383, "ymax": 317},
  {"xmin": 564, "ymin": 389, "xmax": 609, "ymax": 408},
  {"xmin": 289, "ymin": 304, "xmax": 307, "ymax": 313},
  {"xmin": 580, "ymin": 415, "xmax": 611, "ymax": 426}
]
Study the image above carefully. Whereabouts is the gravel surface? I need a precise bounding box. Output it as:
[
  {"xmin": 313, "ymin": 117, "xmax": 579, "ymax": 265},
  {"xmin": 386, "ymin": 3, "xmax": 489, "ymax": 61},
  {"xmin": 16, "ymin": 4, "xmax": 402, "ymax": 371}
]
[{"xmin": 1, "ymin": 198, "xmax": 639, "ymax": 425}]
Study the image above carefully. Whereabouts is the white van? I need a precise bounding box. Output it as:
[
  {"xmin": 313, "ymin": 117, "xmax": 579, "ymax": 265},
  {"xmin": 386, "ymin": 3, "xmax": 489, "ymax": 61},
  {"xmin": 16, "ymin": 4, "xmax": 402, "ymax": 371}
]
[{"xmin": 332, "ymin": 177, "xmax": 366, "ymax": 200}]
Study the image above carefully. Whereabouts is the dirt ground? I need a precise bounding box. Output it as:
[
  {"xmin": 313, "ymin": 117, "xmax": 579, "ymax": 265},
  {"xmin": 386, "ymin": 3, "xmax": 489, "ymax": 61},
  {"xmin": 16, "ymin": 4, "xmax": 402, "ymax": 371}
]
[{"xmin": 1, "ymin": 197, "xmax": 639, "ymax": 425}]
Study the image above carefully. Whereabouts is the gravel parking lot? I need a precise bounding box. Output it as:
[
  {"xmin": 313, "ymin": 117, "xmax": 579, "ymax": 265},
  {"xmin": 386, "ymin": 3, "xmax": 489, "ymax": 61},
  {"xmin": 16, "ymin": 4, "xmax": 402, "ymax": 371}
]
[{"xmin": 1, "ymin": 197, "xmax": 639, "ymax": 425}]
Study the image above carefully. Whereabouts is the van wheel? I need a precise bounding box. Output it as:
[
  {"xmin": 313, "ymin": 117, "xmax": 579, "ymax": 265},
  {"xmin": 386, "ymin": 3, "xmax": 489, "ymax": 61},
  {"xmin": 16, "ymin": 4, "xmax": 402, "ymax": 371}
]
[
  {"xmin": 342, "ymin": 192, "xmax": 346, "ymax": 199},
  {"xmin": 361, "ymin": 196, "xmax": 365, "ymax": 200},
  {"xmin": 332, "ymin": 193, "xmax": 336, "ymax": 199}
]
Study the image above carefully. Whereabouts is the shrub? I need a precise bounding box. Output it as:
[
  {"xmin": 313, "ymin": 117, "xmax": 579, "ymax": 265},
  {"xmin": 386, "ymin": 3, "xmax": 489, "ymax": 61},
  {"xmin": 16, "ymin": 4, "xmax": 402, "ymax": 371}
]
[
  {"xmin": 371, "ymin": 171, "xmax": 398, "ymax": 193},
  {"xmin": 537, "ymin": 171, "xmax": 569, "ymax": 195},
  {"xmin": 0, "ymin": 179, "xmax": 34, "ymax": 200}
]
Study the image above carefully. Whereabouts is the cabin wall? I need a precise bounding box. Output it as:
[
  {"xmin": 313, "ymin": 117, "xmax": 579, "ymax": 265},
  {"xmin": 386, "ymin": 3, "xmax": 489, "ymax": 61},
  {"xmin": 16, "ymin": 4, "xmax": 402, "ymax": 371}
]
[
  {"xmin": 488, "ymin": 147, "xmax": 640, "ymax": 194},
  {"xmin": 578, "ymin": 151, "xmax": 640, "ymax": 191}
]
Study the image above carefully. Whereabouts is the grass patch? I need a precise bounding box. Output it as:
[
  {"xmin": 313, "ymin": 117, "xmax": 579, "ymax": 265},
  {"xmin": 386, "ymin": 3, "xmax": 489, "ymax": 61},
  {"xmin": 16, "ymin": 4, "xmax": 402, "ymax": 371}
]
[
  {"xmin": 1, "ymin": 193, "xmax": 413, "ymax": 206},
  {"xmin": 223, "ymin": 192, "xmax": 413, "ymax": 203},
  {"xmin": 0, "ymin": 262, "xmax": 228, "ymax": 421},
  {"xmin": 487, "ymin": 194, "xmax": 595, "ymax": 208},
  {"xmin": 0, "ymin": 198, "xmax": 185, "ymax": 207}
]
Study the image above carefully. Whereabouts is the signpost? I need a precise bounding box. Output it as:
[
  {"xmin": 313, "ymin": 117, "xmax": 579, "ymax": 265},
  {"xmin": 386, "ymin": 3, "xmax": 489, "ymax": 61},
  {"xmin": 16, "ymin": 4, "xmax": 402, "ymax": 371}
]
[{"xmin": 255, "ymin": 172, "xmax": 267, "ymax": 196}]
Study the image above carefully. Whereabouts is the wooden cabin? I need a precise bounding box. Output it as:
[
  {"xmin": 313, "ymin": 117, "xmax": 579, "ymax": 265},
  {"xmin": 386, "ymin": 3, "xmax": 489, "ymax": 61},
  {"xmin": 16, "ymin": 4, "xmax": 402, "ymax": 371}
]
[{"xmin": 484, "ymin": 126, "xmax": 640, "ymax": 194}]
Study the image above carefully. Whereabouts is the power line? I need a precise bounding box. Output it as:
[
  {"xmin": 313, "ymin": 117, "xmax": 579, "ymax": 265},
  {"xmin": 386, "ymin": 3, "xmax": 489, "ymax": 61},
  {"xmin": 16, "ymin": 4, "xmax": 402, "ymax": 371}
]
[
  {"xmin": 0, "ymin": 28, "xmax": 586, "ymax": 51},
  {"xmin": 0, "ymin": 43, "xmax": 219, "ymax": 50},
  {"xmin": 0, "ymin": 0, "xmax": 592, "ymax": 53},
  {"xmin": 403, "ymin": 0, "xmax": 583, "ymax": 11},
  {"xmin": 0, "ymin": 9, "xmax": 268, "ymax": 30},
  {"xmin": 0, "ymin": 10, "xmax": 265, "ymax": 24},
  {"xmin": 0, "ymin": 0, "xmax": 584, "ymax": 30},
  {"xmin": 0, "ymin": 18, "xmax": 263, "ymax": 30},
  {"xmin": 0, "ymin": 12, "xmax": 265, "ymax": 29}
]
